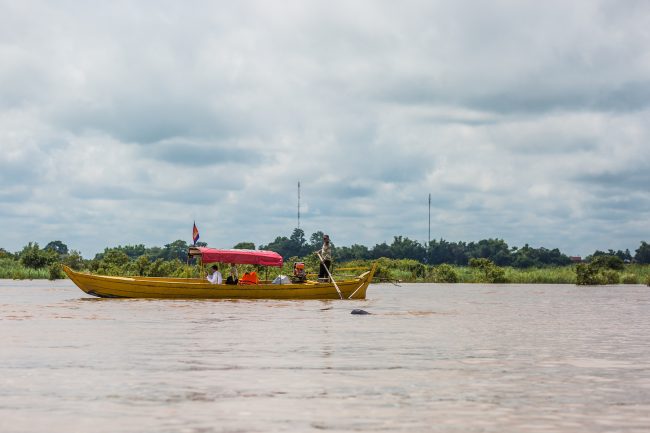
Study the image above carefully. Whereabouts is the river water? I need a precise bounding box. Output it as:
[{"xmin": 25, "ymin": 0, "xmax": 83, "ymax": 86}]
[{"xmin": 1, "ymin": 280, "xmax": 650, "ymax": 433}]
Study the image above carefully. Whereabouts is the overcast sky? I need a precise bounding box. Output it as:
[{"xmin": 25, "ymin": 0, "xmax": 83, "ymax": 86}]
[{"xmin": 1, "ymin": 0, "xmax": 649, "ymax": 258}]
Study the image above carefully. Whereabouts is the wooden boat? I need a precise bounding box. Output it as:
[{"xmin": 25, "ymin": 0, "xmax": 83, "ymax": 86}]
[{"xmin": 62, "ymin": 247, "xmax": 376, "ymax": 300}]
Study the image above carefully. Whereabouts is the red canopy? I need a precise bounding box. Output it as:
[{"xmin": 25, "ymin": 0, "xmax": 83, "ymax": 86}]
[{"xmin": 195, "ymin": 247, "xmax": 283, "ymax": 267}]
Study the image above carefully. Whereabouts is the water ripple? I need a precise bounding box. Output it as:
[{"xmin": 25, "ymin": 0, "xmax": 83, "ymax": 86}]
[{"xmin": 1, "ymin": 280, "xmax": 649, "ymax": 432}]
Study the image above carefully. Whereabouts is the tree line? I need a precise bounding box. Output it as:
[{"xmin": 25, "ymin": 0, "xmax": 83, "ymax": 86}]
[
  {"xmin": 2, "ymin": 230, "xmax": 650, "ymax": 274},
  {"xmin": 260, "ymin": 229, "xmax": 650, "ymax": 267}
]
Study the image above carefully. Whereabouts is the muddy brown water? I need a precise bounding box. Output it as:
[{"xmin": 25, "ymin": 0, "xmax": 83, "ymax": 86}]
[{"xmin": 2, "ymin": 280, "xmax": 649, "ymax": 432}]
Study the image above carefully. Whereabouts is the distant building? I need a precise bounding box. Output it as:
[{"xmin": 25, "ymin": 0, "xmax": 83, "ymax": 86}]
[{"xmin": 569, "ymin": 256, "xmax": 582, "ymax": 263}]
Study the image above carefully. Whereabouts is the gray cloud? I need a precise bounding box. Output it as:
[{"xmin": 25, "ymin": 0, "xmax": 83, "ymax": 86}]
[
  {"xmin": 141, "ymin": 139, "xmax": 268, "ymax": 166},
  {"xmin": 1, "ymin": 0, "xmax": 649, "ymax": 257},
  {"xmin": 574, "ymin": 169, "xmax": 650, "ymax": 193}
]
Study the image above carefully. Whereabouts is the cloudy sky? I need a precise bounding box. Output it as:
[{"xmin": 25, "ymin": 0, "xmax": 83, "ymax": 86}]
[{"xmin": 1, "ymin": 0, "xmax": 649, "ymax": 258}]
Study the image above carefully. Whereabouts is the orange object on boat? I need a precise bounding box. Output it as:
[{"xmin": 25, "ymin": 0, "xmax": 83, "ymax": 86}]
[{"xmin": 239, "ymin": 271, "xmax": 259, "ymax": 285}]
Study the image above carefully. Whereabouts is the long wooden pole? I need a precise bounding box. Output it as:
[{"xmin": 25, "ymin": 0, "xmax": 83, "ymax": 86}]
[
  {"xmin": 347, "ymin": 282, "xmax": 365, "ymax": 300},
  {"xmin": 317, "ymin": 252, "xmax": 343, "ymax": 299}
]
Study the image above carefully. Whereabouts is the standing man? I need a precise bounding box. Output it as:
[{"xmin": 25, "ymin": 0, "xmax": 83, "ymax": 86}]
[{"xmin": 318, "ymin": 234, "xmax": 332, "ymax": 282}]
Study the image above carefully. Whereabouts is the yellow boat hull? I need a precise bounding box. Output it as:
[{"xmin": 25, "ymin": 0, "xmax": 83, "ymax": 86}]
[{"xmin": 62, "ymin": 265, "xmax": 376, "ymax": 300}]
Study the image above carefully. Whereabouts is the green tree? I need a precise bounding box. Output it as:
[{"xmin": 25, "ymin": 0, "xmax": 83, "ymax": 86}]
[
  {"xmin": 147, "ymin": 258, "xmax": 184, "ymax": 277},
  {"xmin": 511, "ymin": 244, "xmax": 571, "ymax": 268},
  {"xmin": 588, "ymin": 249, "xmax": 632, "ymax": 263},
  {"xmin": 575, "ymin": 255, "xmax": 624, "ymax": 286},
  {"xmin": 48, "ymin": 263, "xmax": 65, "ymax": 280},
  {"xmin": 389, "ymin": 236, "xmax": 426, "ymax": 262},
  {"xmin": 260, "ymin": 236, "xmax": 291, "ymax": 257},
  {"xmin": 431, "ymin": 264, "xmax": 459, "ymax": 283},
  {"xmin": 121, "ymin": 244, "xmax": 146, "ymax": 259},
  {"xmin": 590, "ymin": 255, "xmax": 624, "ymax": 271},
  {"xmin": 19, "ymin": 242, "xmax": 58, "ymax": 269},
  {"xmin": 160, "ymin": 240, "xmax": 189, "ymax": 261},
  {"xmin": 234, "ymin": 242, "xmax": 255, "ymax": 250},
  {"xmin": 290, "ymin": 228, "xmax": 306, "ymax": 248},
  {"xmin": 576, "ymin": 263, "xmax": 601, "ymax": 285},
  {"xmin": 309, "ymin": 231, "xmax": 325, "ymax": 249},
  {"xmin": 61, "ymin": 250, "xmax": 85, "ymax": 270},
  {"xmin": 349, "ymin": 244, "xmax": 370, "ymax": 259},
  {"xmin": 426, "ymin": 239, "xmax": 468, "ymax": 265},
  {"xmin": 146, "ymin": 246, "xmax": 163, "ymax": 260},
  {"xmin": 371, "ymin": 242, "xmax": 393, "ymax": 259},
  {"xmin": 260, "ymin": 229, "xmax": 312, "ymax": 259},
  {"xmin": 102, "ymin": 249, "xmax": 130, "ymax": 267},
  {"xmin": 511, "ymin": 247, "xmax": 536, "ymax": 268},
  {"xmin": 635, "ymin": 241, "xmax": 650, "ymax": 264},
  {"xmin": 134, "ymin": 255, "xmax": 150, "ymax": 276},
  {"xmin": 93, "ymin": 249, "xmax": 130, "ymax": 275},
  {"xmin": 467, "ymin": 239, "xmax": 512, "ymax": 266},
  {"xmin": 469, "ymin": 258, "xmax": 506, "ymax": 283},
  {"xmin": 336, "ymin": 244, "xmax": 370, "ymax": 261},
  {"xmin": 44, "ymin": 240, "xmax": 68, "ymax": 256}
]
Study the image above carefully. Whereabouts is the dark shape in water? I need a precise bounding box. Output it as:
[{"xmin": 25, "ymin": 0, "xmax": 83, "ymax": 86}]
[{"xmin": 351, "ymin": 309, "xmax": 370, "ymax": 315}]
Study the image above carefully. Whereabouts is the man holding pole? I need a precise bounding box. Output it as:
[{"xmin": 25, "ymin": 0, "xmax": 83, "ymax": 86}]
[{"xmin": 317, "ymin": 234, "xmax": 332, "ymax": 282}]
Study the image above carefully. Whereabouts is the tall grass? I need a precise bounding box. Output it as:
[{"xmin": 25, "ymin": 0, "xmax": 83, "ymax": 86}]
[
  {"xmin": 359, "ymin": 259, "xmax": 579, "ymax": 284},
  {"xmin": 0, "ymin": 258, "xmax": 49, "ymax": 279},
  {"xmin": 627, "ymin": 264, "xmax": 650, "ymax": 282},
  {"xmin": 2, "ymin": 256, "xmax": 650, "ymax": 285},
  {"xmin": 502, "ymin": 266, "xmax": 577, "ymax": 284},
  {"xmin": 378, "ymin": 262, "xmax": 647, "ymax": 284}
]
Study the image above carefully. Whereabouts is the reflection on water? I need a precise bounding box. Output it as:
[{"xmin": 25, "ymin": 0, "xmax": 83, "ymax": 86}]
[{"xmin": 2, "ymin": 280, "xmax": 650, "ymax": 432}]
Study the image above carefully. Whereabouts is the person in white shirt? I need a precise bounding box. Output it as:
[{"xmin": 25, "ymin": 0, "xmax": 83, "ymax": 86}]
[{"xmin": 206, "ymin": 265, "xmax": 223, "ymax": 284}]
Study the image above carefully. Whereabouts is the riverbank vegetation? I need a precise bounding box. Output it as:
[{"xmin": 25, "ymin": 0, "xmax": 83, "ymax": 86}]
[{"xmin": 2, "ymin": 233, "xmax": 649, "ymax": 285}]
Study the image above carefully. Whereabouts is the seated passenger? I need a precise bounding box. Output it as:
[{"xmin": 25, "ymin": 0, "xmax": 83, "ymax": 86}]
[
  {"xmin": 292, "ymin": 262, "xmax": 307, "ymax": 283},
  {"xmin": 226, "ymin": 263, "xmax": 238, "ymax": 285},
  {"xmin": 206, "ymin": 265, "xmax": 222, "ymax": 284}
]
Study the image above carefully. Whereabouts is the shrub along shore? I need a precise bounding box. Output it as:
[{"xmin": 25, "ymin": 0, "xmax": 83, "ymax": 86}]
[
  {"xmin": 2, "ymin": 255, "xmax": 650, "ymax": 286},
  {"xmin": 1, "ymin": 238, "xmax": 650, "ymax": 285}
]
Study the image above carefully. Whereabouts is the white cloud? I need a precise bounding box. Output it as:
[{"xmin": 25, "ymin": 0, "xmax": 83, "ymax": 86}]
[{"xmin": 1, "ymin": 0, "xmax": 649, "ymax": 257}]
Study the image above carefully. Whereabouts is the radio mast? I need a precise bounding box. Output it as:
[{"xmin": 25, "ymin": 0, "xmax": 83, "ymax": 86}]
[
  {"xmin": 428, "ymin": 193, "xmax": 431, "ymax": 245},
  {"xmin": 297, "ymin": 181, "xmax": 301, "ymax": 229}
]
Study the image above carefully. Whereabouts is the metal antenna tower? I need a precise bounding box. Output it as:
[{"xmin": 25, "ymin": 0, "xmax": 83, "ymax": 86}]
[
  {"xmin": 297, "ymin": 181, "xmax": 301, "ymax": 229},
  {"xmin": 428, "ymin": 193, "xmax": 431, "ymax": 245}
]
